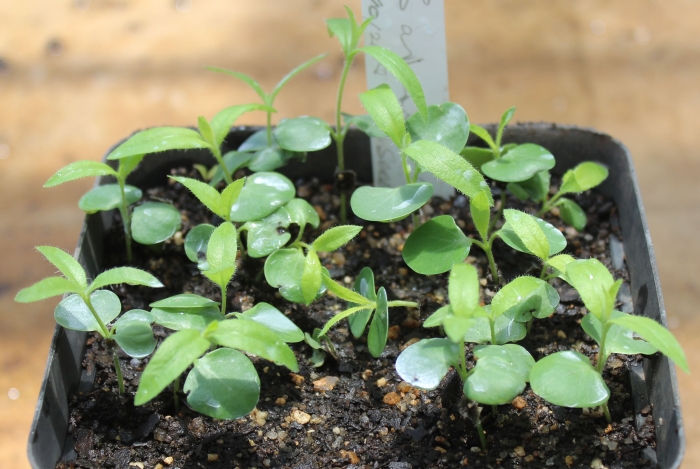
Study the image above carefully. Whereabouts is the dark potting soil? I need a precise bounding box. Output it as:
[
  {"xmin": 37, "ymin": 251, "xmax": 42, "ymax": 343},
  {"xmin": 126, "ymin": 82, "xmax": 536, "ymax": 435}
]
[{"xmin": 57, "ymin": 169, "xmax": 658, "ymax": 469}]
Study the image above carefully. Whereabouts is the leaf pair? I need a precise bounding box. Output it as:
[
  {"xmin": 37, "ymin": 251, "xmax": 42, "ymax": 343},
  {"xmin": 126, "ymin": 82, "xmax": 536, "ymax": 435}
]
[
  {"xmin": 264, "ymin": 225, "xmax": 362, "ymax": 304},
  {"xmin": 135, "ymin": 317, "xmax": 299, "ymax": 420}
]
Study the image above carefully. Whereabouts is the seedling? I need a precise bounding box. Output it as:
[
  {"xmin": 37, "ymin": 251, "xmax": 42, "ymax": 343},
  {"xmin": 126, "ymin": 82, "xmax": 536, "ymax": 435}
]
[
  {"xmin": 15, "ymin": 246, "xmax": 163, "ymax": 393},
  {"xmin": 45, "ymin": 155, "xmax": 181, "ymax": 262},
  {"xmin": 529, "ymin": 258, "xmax": 688, "ymax": 422},
  {"xmin": 327, "ymin": 6, "xmax": 429, "ymax": 221},
  {"xmin": 135, "ymin": 305, "xmax": 302, "ymax": 420},
  {"xmin": 316, "ymin": 267, "xmax": 417, "ymax": 357},
  {"xmin": 396, "ymin": 264, "xmax": 538, "ymax": 449},
  {"xmin": 209, "ymin": 54, "xmax": 331, "ymax": 179}
]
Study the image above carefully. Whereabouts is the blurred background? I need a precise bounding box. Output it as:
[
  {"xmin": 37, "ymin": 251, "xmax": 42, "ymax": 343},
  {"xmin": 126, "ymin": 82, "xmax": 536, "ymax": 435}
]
[{"xmin": 1, "ymin": 0, "xmax": 698, "ymax": 466}]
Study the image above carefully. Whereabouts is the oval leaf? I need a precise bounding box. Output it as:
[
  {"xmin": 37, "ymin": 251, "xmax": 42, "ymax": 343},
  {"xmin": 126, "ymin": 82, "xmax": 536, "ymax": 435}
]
[
  {"xmin": 15, "ymin": 276, "xmax": 78, "ymax": 303},
  {"xmin": 557, "ymin": 198, "xmax": 587, "ymax": 231},
  {"xmin": 54, "ymin": 291, "xmax": 121, "ymax": 333},
  {"xmin": 491, "ymin": 276, "xmax": 559, "ymax": 321},
  {"xmin": 500, "ymin": 210, "xmax": 566, "ymax": 259},
  {"xmin": 367, "ymin": 287, "xmax": 389, "ymax": 358},
  {"xmin": 274, "ymin": 117, "xmax": 331, "ymax": 152},
  {"xmin": 560, "ymin": 162, "xmax": 609, "ymax": 194},
  {"xmin": 460, "ymin": 146, "xmax": 494, "ymax": 170},
  {"xmin": 395, "ymin": 338, "xmax": 460, "ymax": 390},
  {"xmin": 530, "ymin": 351, "xmax": 610, "ymax": 408},
  {"xmin": 131, "ymin": 202, "xmax": 181, "ymax": 245},
  {"xmin": 150, "ymin": 294, "xmax": 218, "ymax": 309},
  {"xmin": 243, "ymin": 207, "xmax": 291, "ymax": 259},
  {"xmin": 565, "ymin": 259, "xmax": 615, "ymax": 319},
  {"xmin": 582, "ymin": 311, "xmax": 658, "ymax": 356},
  {"xmin": 89, "ymin": 267, "xmax": 163, "ymax": 293},
  {"xmin": 151, "ymin": 306, "xmax": 221, "ymax": 331},
  {"xmin": 312, "ymin": 225, "xmax": 362, "ymax": 253},
  {"xmin": 402, "ymin": 215, "xmax": 472, "ymax": 275},
  {"xmin": 351, "ymin": 183, "xmax": 433, "ymax": 222},
  {"xmin": 45, "ymin": 160, "xmax": 118, "ymax": 187},
  {"xmin": 265, "ymin": 249, "xmax": 326, "ymax": 303},
  {"xmin": 285, "ymin": 198, "xmax": 320, "ymax": 230},
  {"xmin": 249, "ymin": 147, "xmax": 294, "ymax": 172},
  {"xmin": 184, "ymin": 348, "xmax": 260, "ymax": 420},
  {"xmin": 203, "ymin": 222, "xmax": 238, "ymax": 288},
  {"xmin": 239, "ymin": 303, "xmax": 304, "ymax": 343},
  {"xmin": 448, "ymin": 263, "xmax": 480, "ymax": 316},
  {"xmin": 482, "ymin": 143, "xmax": 555, "ymax": 183},
  {"xmin": 113, "ymin": 309, "xmax": 156, "ymax": 358},
  {"xmin": 507, "ymin": 170, "xmax": 551, "ymax": 203},
  {"xmin": 465, "ymin": 344, "xmax": 534, "ymax": 405},
  {"xmin": 184, "ymin": 224, "xmax": 215, "ymax": 266},
  {"xmin": 230, "ymin": 172, "xmax": 295, "ymax": 222},
  {"xmin": 406, "ymin": 103, "xmax": 469, "ymax": 154},
  {"xmin": 107, "ymin": 127, "xmax": 210, "ymax": 160},
  {"xmin": 78, "ymin": 184, "xmax": 142, "ymax": 214}
]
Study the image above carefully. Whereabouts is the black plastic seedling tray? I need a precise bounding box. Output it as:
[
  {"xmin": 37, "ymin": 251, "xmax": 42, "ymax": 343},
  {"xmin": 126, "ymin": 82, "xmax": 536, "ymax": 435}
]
[{"xmin": 27, "ymin": 124, "xmax": 684, "ymax": 468}]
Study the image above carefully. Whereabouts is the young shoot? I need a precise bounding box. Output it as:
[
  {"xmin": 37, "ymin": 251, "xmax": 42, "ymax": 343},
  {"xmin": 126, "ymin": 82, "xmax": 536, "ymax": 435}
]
[
  {"xmin": 529, "ymin": 258, "xmax": 688, "ymax": 423},
  {"xmin": 317, "ymin": 267, "xmax": 417, "ymax": 358},
  {"xmin": 15, "ymin": 246, "xmax": 163, "ymax": 393},
  {"xmin": 44, "ymin": 155, "xmax": 181, "ymax": 263},
  {"xmin": 395, "ymin": 264, "xmax": 537, "ymax": 449},
  {"xmin": 209, "ymin": 54, "xmax": 332, "ymax": 177}
]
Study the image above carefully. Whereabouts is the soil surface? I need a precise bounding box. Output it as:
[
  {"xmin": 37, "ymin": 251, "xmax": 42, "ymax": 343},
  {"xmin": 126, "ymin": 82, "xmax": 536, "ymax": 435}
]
[{"xmin": 58, "ymin": 169, "xmax": 658, "ymax": 469}]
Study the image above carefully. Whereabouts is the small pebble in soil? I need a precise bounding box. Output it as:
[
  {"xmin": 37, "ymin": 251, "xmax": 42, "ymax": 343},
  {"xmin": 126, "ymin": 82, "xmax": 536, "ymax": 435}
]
[{"xmin": 313, "ymin": 376, "xmax": 339, "ymax": 391}]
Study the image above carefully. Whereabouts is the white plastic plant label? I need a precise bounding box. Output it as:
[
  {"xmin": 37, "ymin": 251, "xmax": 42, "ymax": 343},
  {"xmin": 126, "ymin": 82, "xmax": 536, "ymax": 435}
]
[{"xmin": 362, "ymin": 0, "xmax": 453, "ymax": 198}]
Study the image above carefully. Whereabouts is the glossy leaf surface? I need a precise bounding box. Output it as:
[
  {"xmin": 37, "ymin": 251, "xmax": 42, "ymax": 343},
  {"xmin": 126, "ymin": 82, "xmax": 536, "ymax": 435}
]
[
  {"xmin": 202, "ymin": 222, "xmax": 238, "ymax": 288},
  {"xmin": 342, "ymin": 113, "xmax": 386, "ymax": 138},
  {"xmin": 184, "ymin": 224, "xmax": 215, "ymax": 266},
  {"xmin": 239, "ymin": 302, "xmax": 304, "ymax": 343},
  {"xmin": 243, "ymin": 206, "xmax": 291, "ymax": 258},
  {"xmin": 107, "ymin": 127, "xmax": 210, "ymax": 160},
  {"xmin": 406, "ymin": 103, "xmax": 469, "ymax": 153},
  {"xmin": 184, "ymin": 348, "xmax": 260, "ymax": 420},
  {"xmin": 249, "ymin": 147, "xmax": 293, "ymax": 172},
  {"xmin": 465, "ymin": 344, "xmax": 534, "ymax": 405},
  {"xmin": 348, "ymin": 267, "xmax": 376, "ymax": 337},
  {"xmin": 274, "ymin": 117, "xmax": 331, "ymax": 152},
  {"xmin": 448, "ymin": 263, "xmax": 480, "ymax": 315},
  {"xmin": 285, "ymin": 198, "xmax": 320, "ymax": 230},
  {"xmin": 402, "ymin": 215, "xmax": 471, "ymax": 275},
  {"xmin": 395, "ymin": 338, "xmax": 459, "ymax": 390},
  {"xmin": 301, "ymin": 250, "xmax": 322, "ymax": 305},
  {"xmin": 565, "ymin": 259, "xmax": 615, "ymax": 319},
  {"xmin": 131, "ymin": 202, "xmax": 181, "ymax": 245},
  {"xmin": 367, "ymin": 287, "xmax": 389, "ymax": 358},
  {"xmin": 582, "ymin": 311, "xmax": 658, "ymax": 356},
  {"xmin": 230, "ymin": 172, "xmax": 295, "ymax": 222},
  {"xmin": 54, "ymin": 291, "xmax": 121, "ymax": 332},
  {"xmin": 500, "ymin": 210, "xmax": 566, "ymax": 259},
  {"xmin": 557, "ymin": 198, "xmax": 587, "ymax": 231},
  {"xmin": 151, "ymin": 294, "xmax": 218, "ymax": 309},
  {"xmin": 265, "ymin": 249, "xmax": 325, "ymax": 303},
  {"xmin": 491, "ymin": 276, "xmax": 559, "ymax": 321},
  {"xmin": 560, "ymin": 162, "xmax": 609, "ymax": 194},
  {"xmin": 350, "ymin": 183, "xmax": 433, "ymax": 222},
  {"xmin": 460, "ymin": 146, "xmax": 494, "ymax": 170},
  {"xmin": 45, "ymin": 160, "xmax": 118, "ymax": 187},
  {"xmin": 151, "ymin": 305, "xmax": 221, "ymax": 331},
  {"xmin": 78, "ymin": 184, "xmax": 141, "ymax": 214},
  {"xmin": 482, "ymin": 144, "xmax": 555, "ymax": 183},
  {"xmin": 459, "ymin": 315, "xmax": 527, "ymax": 345},
  {"xmin": 113, "ymin": 309, "xmax": 156, "ymax": 358},
  {"xmin": 530, "ymin": 350, "xmax": 610, "ymax": 408}
]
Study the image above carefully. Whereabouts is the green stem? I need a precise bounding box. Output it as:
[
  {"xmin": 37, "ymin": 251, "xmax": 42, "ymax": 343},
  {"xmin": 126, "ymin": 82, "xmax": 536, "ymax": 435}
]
[
  {"xmin": 526, "ymin": 317, "xmax": 534, "ymax": 335},
  {"xmin": 82, "ymin": 294, "xmax": 112, "ymax": 339},
  {"xmin": 488, "ymin": 190, "xmax": 506, "ymax": 235},
  {"xmin": 112, "ymin": 346, "xmax": 125, "ymax": 394},
  {"xmin": 266, "ymin": 111, "xmax": 273, "ymax": 148},
  {"xmin": 539, "ymin": 263, "xmax": 548, "ymax": 279},
  {"xmin": 210, "ymin": 145, "xmax": 233, "ymax": 185},
  {"xmin": 472, "ymin": 239, "xmax": 499, "ymax": 284},
  {"xmin": 538, "ymin": 190, "xmax": 564, "ymax": 217},
  {"xmin": 489, "ymin": 318, "xmax": 497, "ymax": 345},
  {"xmin": 117, "ymin": 178, "xmax": 133, "ymax": 263},
  {"xmin": 386, "ymin": 300, "xmax": 419, "ymax": 308},
  {"xmin": 596, "ymin": 321, "xmax": 612, "ymax": 374},
  {"xmin": 458, "ymin": 341, "xmax": 468, "ymax": 381},
  {"xmin": 476, "ymin": 417, "xmax": 487, "ymax": 450},
  {"xmin": 220, "ymin": 283, "xmax": 228, "ymax": 316},
  {"xmin": 602, "ymin": 403, "xmax": 612, "ymax": 423},
  {"xmin": 334, "ymin": 56, "xmax": 354, "ymax": 173}
]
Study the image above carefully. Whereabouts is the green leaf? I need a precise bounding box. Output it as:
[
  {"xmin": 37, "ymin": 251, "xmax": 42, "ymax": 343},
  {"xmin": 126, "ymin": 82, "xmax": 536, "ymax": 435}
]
[
  {"xmin": 54, "ymin": 291, "xmax": 121, "ymax": 333},
  {"xmin": 470, "ymin": 190, "xmax": 492, "ymax": 242},
  {"xmin": 238, "ymin": 130, "xmax": 273, "ymax": 152},
  {"xmin": 360, "ymin": 45, "xmax": 428, "ymax": 121},
  {"xmin": 208, "ymin": 319, "xmax": 298, "ymax": 371},
  {"xmin": 131, "ymin": 202, "xmax": 182, "ymax": 245},
  {"xmin": 395, "ymin": 338, "xmax": 460, "ymax": 390},
  {"xmin": 350, "ymin": 183, "xmax": 433, "ymax": 222},
  {"xmin": 150, "ymin": 294, "xmax": 218, "ymax": 309},
  {"xmin": 423, "ymin": 305, "xmax": 452, "ymax": 328},
  {"xmin": 107, "ymin": 127, "xmax": 210, "ymax": 160},
  {"xmin": 482, "ymin": 144, "xmax": 556, "ymax": 183},
  {"xmin": 243, "ymin": 206, "xmax": 291, "ymax": 258},
  {"xmin": 184, "ymin": 348, "xmax": 260, "ymax": 420},
  {"xmin": 219, "ymin": 177, "xmax": 246, "ymax": 216},
  {"xmin": 342, "ymin": 113, "xmax": 386, "ymax": 138},
  {"xmin": 565, "ymin": 259, "xmax": 615, "ymax": 320},
  {"xmin": 312, "ymin": 225, "xmax": 362, "ymax": 252},
  {"xmin": 468, "ymin": 125, "xmax": 496, "ymax": 151},
  {"xmin": 608, "ymin": 314, "xmax": 689, "ymax": 373},
  {"xmin": 301, "ymin": 250, "xmax": 322, "ymax": 305},
  {"xmin": 498, "ymin": 106, "xmax": 516, "ymax": 133},
  {"xmin": 15, "ymin": 276, "xmax": 79, "ymax": 303},
  {"xmin": 460, "ymin": 146, "xmax": 494, "ymax": 170},
  {"xmin": 271, "ymin": 53, "xmax": 327, "ymax": 102},
  {"xmin": 134, "ymin": 329, "xmax": 211, "ymax": 405},
  {"xmin": 208, "ymin": 67, "xmax": 266, "ymax": 101},
  {"xmin": 230, "ymin": 172, "xmax": 295, "ymax": 222},
  {"xmin": 560, "ymin": 162, "xmax": 609, "ymax": 194},
  {"xmin": 456, "ymin": 314, "xmax": 526, "ymax": 344},
  {"xmin": 89, "ymin": 267, "xmax": 162, "ymax": 293},
  {"xmin": 347, "ymin": 267, "xmax": 376, "ymax": 337},
  {"xmin": 78, "ymin": 184, "xmax": 142, "ymax": 214},
  {"xmin": 530, "ymin": 351, "xmax": 610, "ymax": 408},
  {"xmin": 248, "ymin": 147, "xmax": 294, "ymax": 172},
  {"xmin": 322, "ymin": 272, "xmax": 374, "ymax": 306},
  {"xmin": 582, "ymin": 311, "xmax": 658, "ymax": 356},
  {"xmin": 507, "ymin": 170, "xmax": 550, "ymax": 203},
  {"xmin": 118, "ymin": 154, "xmax": 145, "ymax": 179},
  {"xmin": 404, "ymin": 140, "xmax": 493, "ymax": 203},
  {"xmin": 367, "ymin": 287, "xmax": 389, "ymax": 358},
  {"xmin": 210, "ymin": 104, "xmax": 274, "ymax": 147},
  {"xmin": 197, "ymin": 116, "xmax": 215, "ymax": 145},
  {"xmin": 448, "ymin": 263, "xmax": 480, "ymax": 316},
  {"xmin": 44, "ymin": 161, "xmax": 118, "ymax": 187},
  {"xmin": 274, "ymin": 117, "xmax": 331, "ymax": 152},
  {"xmin": 36, "ymin": 246, "xmax": 87, "ymax": 289},
  {"xmin": 492, "ymin": 276, "xmax": 559, "ymax": 321},
  {"xmin": 169, "ymin": 176, "xmax": 225, "ymax": 218},
  {"xmin": 556, "ymin": 198, "xmax": 587, "ymax": 231},
  {"xmin": 402, "ymin": 215, "xmax": 472, "ymax": 275},
  {"xmin": 285, "ymin": 198, "xmax": 320, "ymax": 230},
  {"xmin": 465, "ymin": 344, "xmax": 534, "ymax": 405},
  {"xmin": 113, "ymin": 309, "xmax": 156, "ymax": 358},
  {"xmin": 210, "ymin": 151, "xmax": 253, "ymax": 186},
  {"xmin": 406, "ymin": 103, "xmax": 469, "ymax": 154},
  {"xmin": 359, "ymin": 84, "xmax": 406, "ymax": 148},
  {"xmin": 326, "ymin": 18, "xmax": 354, "ymax": 55},
  {"xmin": 184, "ymin": 224, "xmax": 215, "ymax": 266},
  {"xmin": 239, "ymin": 303, "xmax": 304, "ymax": 343},
  {"xmin": 203, "ymin": 222, "xmax": 238, "ymax": 288},
  {"xmin": 500, "ymin": 210, "xmax": 566, "ymax": 259},
  {"xmin": 545, "ymin": 254, "xmax": 576, "ymax": 277},
  {"xmin": 265, "ymin": 249, "xmax": 326, "ymax": 303},
  {"xmin": 151, "ymin": 305, "xmax": 221, "ymax": 331}
]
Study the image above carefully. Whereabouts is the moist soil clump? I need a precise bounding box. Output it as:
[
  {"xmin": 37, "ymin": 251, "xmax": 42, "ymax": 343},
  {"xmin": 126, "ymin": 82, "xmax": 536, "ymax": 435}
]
[{"xmin": 58, "ymin": 170, "xmax": 658, "ymax": 469}]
